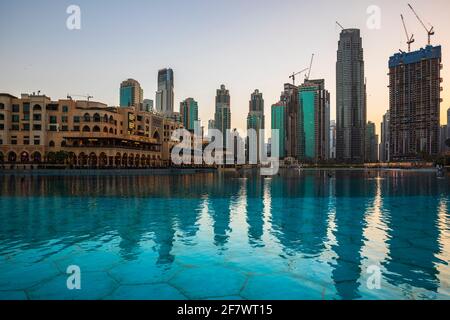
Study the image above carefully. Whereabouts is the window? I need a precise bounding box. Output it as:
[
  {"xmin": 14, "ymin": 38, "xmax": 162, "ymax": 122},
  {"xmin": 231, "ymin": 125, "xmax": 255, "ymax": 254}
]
[
  {"xmin": 61, "ymin": 125, "xmax": 69, "ymax": 132},
  {"xmin": 11, "ymin": 139, "xmax": 17, "ymax": 145},
  {"xmin": 34, "ymin": 139, "xmax": 40, "ymax": 145},
  {"xmin": 33, "ymin": 124, "xmax": 42, "ymax": 131},
  {"xmin": 74, "ymin": 116, "xmax": 80, "ymax": 123},
  {"xmin": 0, "ymin": 139, "xmax": 2, "ymax": 144},
  {"xmin": 33, "ymin": 104, "xmax": 42, "ymax": 111},
  {"xmin": 73, "ymin": 126, "xmax": 80, "ymax": 132},
  {"xmin": 83, "ymin": 113, "xmax": 91, "ymax": 122},
  {"xmin": 62, "ymin": 105, "xmax": 69, "ymax": 113},
  {"xmin": 23, "ymin": 103, "xmax": 30, "ymax": 113},
  {"xmin": 49, "ymin": 125, "xmax": 57, "ymax": 132},
  {"xmin": 0, "ymin": 114, "xmax": 4, "ymax": 120},
  {"xmin": 0, "ymin": 124, "xmax": 4, "ymax": 130},
  {"xmin": 49, "ymin": 116, "xmax": 57, "ymax": 124},
  {"xmin": 24, "ymin": 137, "xmax": 30, "ymax": 145},
  {"xmin": 12, "ymin": 104, "xmax": 20, "ymax": 113},
  {"xmin": 49, "ymin": 141, "xmax": 55, "ymax": 147},
  {"xmin": 12, "ymin": 115, "xmax": 19, "ymax": 123},
  {"xmin": 11, "ymin": 124, "xmax": 19, "ymax": 131},
  {"xmin": 0, "ymin": 103, "xmax": 4, "ymax": 110},
  {"xmin": 33, "ymin": 114, "xmax": 42, "ymax": 121},
  {"xmin": 23, "ymin": 124, "xmax": 30, "ymax": 131},
  {"xmin": 23, "ymin": 114, "xmax": 30, "ymax": 121},
  {"xmin": 62, "ymin": 116, "xmax": 68, "ymax": 123}
]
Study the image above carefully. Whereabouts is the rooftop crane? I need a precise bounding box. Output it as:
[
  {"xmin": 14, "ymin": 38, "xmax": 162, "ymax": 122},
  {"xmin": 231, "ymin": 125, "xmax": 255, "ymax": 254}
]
[
  {"xmin": 407, "ymin": 3, "xmax": 434, "ymax": 45},
  {"xmin": 289, "ymin": 68, "xmax": 309, "ymax": 86},
  {"xmin": 67, "ymin": 94, "xmax": 94, "ymax": 101},
  {"xmin": 401, "ymin": 14, "xmax": 415, "ymax": 52},
  {"xmin": 305, "ymin": 54, "xmax": 315, "ymax": 81}
]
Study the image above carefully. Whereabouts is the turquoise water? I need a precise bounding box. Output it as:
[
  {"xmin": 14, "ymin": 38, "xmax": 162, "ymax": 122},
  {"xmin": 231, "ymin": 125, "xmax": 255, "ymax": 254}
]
[{"xmin": 0, "ymin": 170, "xmax": 449, "ymax": 300}]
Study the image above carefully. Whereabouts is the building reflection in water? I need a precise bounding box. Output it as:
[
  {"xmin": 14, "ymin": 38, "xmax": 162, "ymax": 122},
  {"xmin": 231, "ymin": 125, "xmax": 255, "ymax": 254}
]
[{"xmin": 0, "ymin": 170, "xmax": 448, "ymax": 298}]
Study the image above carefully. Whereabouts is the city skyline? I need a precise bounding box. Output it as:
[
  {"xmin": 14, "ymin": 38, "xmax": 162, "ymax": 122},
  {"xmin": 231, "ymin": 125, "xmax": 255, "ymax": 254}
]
[{"xmin": 1, "ymin": 0, "xmax": 450, "ymax": 138}]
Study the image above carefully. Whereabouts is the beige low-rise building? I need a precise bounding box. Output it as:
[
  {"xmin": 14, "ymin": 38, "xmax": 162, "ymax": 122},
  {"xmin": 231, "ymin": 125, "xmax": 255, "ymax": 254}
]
[{"xmin": 0, "ymin": 93, "xmax": 184, "ymax": 168}]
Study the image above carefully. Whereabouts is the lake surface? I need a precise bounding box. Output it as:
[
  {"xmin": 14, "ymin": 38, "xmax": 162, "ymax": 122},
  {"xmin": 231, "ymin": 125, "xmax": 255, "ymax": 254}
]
[{"xmin": 0, "ymin": 170, "xmax": 449, "ymax": 300}]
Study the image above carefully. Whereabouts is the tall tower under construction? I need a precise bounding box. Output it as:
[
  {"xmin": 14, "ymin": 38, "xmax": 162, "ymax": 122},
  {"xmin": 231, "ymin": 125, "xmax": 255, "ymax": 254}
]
[{"xmin": 388, "ymin": 46, "xmax": 442, "ymax": 161}]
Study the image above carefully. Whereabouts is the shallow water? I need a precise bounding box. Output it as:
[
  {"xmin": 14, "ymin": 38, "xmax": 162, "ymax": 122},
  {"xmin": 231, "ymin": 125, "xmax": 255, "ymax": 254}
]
[{"xmin": 0, "ymin": 170, "xmax": 449, "ymax": 300}]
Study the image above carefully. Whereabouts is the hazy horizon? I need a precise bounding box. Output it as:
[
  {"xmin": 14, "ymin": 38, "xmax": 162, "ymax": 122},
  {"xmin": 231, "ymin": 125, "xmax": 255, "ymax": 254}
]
[{"xmin": 1, "ymin": 0, "xmax": 450, "ymax": 137}]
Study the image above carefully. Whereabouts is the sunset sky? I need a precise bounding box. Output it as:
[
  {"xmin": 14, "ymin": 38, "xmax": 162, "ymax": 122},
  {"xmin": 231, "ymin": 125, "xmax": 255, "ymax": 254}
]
[{"xmin": 1, "ymin": 0, "xmax": 449, "ymax": 136}]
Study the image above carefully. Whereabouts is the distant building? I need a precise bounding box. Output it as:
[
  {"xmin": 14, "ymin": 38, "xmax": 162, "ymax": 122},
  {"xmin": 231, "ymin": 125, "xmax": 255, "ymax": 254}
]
[
  {"xmin": 440, "ymin": 125, "xmax": 448, "ymax": 154},
  {"xmin": 207, "ymin": 119, "xmax": 216, "ymax": 140},
  {"xmin": 389, "ymin": 46, "xmax": 442, "ymax": 161},
  {"xmin": 156, "ymin": 68, "xmax": 174, "ymax": 116},
  {"xmin": 280, "ymin": 83, "xmax": 299, "ymax": 159},
  {"xmin": 143, "ymin": 99, "xmax": 153, "ymax": 112},
  {"xmin": 330, "ymin": 120, "xmax": 336, "ymax": 160},
  {"xmin": 120, "ymin": 79, "xmax": 143, "ymax": 109},
  {"xmin": 298, "ymin": 79, "xmax": 330, "ymax": 163},
  {"xmin": 247, "ymin": 89, "xmax": 265, "ymax": 163},
  {"xmin": 214, "ymin": 85, "xmax": 231, "ymax": 142},
  {"xmin": 271, "ymin": 101, "xmax": 287, "ymax": 158},
  {"xmin": 180, "ymin": 98, "xmax": 198, "ymax": 131},
  {"xmin": 336, "ymin": 28, "xmax": 366, "ymax": 163},
  {"xmin": 380, "ymin": 111, "xmax": 390, "ymax": 162},
  {"xmin": 365, "ymin": 121, "xmax": 378, "ymax": 162}
]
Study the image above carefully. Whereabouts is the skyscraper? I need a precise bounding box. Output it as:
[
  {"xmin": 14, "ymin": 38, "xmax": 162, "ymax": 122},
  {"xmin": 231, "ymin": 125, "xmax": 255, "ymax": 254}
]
[
  {"xmin": 330, "ymin": 120, "xmax": 337, "ymax": 160},
  {"xmin": 388, "ymin": 45, "xmax": 442, "ymax": 161},
  {"xmin": 298, "ymin": 79, "xmax": 330, "ymax": 162},
  {"xmin": 247, "ymin": 89, "xmax": 265, "ymax": 162},
  {"xmin": 156, "ymin": 68, "xmax": 174, "ymax": 116},
  {"xmin": 380, "ymin": 111, "xmax": 390, "ymax": 162},
  {"xmin": 280, "ymin": 83, "xmax": 299, "ymax": 159},
  {"xmin": 120, "ymin": 79, "xmax": 143, "ymax": 109},
  {"xmin": 143, "ymin": 99, "xmax": 153, "ymax": 112},
  {"xmin": 214, "ymin": 85, "xmax": 231, "ymax": 142},
  {"xmin": 365, "ymin": 121, "xmax": 378, "ymax": 163},
  {"xmin": 180, "ymin": 98, "xmax": 199, "ymax": 131},
  {"xmin": 336, "ymin": 29, "xmax": 366, "ymax": 163},
  {"xmin": 271, "ymin": 101, "xmax": 287, "ymax": 158}
]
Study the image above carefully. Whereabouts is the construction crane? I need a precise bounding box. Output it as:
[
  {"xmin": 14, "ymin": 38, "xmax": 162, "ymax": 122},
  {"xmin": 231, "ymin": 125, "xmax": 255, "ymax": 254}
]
[
  {"xmin": 289, "ymin": 68, "xmax": 308, "ymax": 86},
  {"xmin": 67, "ymin": 94, "xmax": 94, "ymax": 101},
  {"xmin": 305, "ymin": 54, "xmax": 315, "ymax": 81},
  {"xmin": 401, "ymin": 14, "xmax": 415, "ymax": 52},
  {"xmin": 336, "ymin": 21, "xmax": 345, "ymax": 30},
  {"xmin": 408, "ymin": 3, "xmax": 434, "ymax": 45}
]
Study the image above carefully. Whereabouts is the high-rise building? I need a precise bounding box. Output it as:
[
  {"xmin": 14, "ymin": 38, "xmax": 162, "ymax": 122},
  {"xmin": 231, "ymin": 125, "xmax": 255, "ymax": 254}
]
[
  {"xmin": 380, "ymin": 111, "xmax": 390, "ymax": 162},
  {"xmin": 280, "ymin": 83, "xmax": 299, "ymax": 159},
  {"xmin": 336, "ymin": 28, "xmax": 366, "ymax": 163},
  {"xmin": 388, "ymin": 46, "xmax": 442, "ymax": 161},
  {"xmin": 180, "ymin": 98, "xmax": 198, "ymax": 131},
  {"xmin": 271, "ymin": 101, "xmax": 287, "ymax": 158},
  {"xmin": 207, "ymin": 119, "xmax": 216, "ymax": 140},
  {"xmin": 440, "ymin": 125, "xmax": 448, "ymax": 154},
  {"xmin": 330, "ymin": 120, "xmax": 336, "ymax": 160},
  {"xmin": 156, "ymin": 68, "xmax": 174, "ymax": 116},
  {"xmin": 214, "ymin": 85, "xmax": 231, "ymax": 142},
  {"xmin": 365, "ymin": 121, "xmax": 378, "ymax": 163},
  {"xmin": 143, "ymin": 99, "xmax": 153, "ymax": 112},
  {"xmin": 120, "ymin": 79, "xmax": 143, "ymax": 109},
  {"xmin": 247, "ymin": 89, "xmax": 265, "ymax": 162},
  {"xmin": 298, "ymin": 79, "xmax": 330, "ymax": 163}
]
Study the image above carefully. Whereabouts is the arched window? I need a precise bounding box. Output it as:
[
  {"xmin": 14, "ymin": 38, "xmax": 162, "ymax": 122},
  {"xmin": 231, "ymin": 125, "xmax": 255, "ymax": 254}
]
[
  {"xmin": 93, "ymin": 126, "xmax": 101, "ymax": 132},
  {"xmin": 109, "ymin": 116, "xmax": 114, "ymax": 124},
  {"xmin": 61, "ymin": 140, "xmax": 67, "ymax": 147},
  {"xmin": 33, "ymin": 104, "xmax": 42, "ymax": 111},
  {"xmin": 31, "ymin": 152, "xmax": 42, "ymax": 163},
  {"xmin": 83, "ymin": 113, "xmax": 91, "ymax": 122},
  {"xmin": 93, "ymin": 113, "xmax": 101, "ymax": 122},
  {"xmin": 103, "ymin": 114, "xmax": 108, "ymax": 123},
  {"xmin": 82, "ymin": 125, "xmax": 90, "ymax": 132},
  {"xmin": 103, "ymin": 127, "xmax": 108, "ymax": 133},
  {"xmin": 49, "ymin": 140, "xmax": 55, "ymax": 147},
  {"xmin": 8, "ymin": 151, "xmax": 17, "ymax": 163},
  {"xmin": 109, "ymin": 128, "xmax": 114, "ymax": 134}
]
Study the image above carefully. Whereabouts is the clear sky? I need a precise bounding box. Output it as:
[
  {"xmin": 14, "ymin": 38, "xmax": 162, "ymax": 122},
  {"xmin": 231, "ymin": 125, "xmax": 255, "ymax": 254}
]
[{"xmin": 1, "ymin": 0, "xmax": 449, "ymax": 137}]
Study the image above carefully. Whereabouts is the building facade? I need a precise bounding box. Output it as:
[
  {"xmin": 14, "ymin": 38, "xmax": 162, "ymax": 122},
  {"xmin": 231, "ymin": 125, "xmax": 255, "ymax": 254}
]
[
  {"xmin": 214, "ymin": 85, "xmax": 231, "ymax": 142},
  {"xmin": 0, "ymin": 93, "xmax": 183, "ymax": 168},
  {"xmin": 388, "ymin": 46, "xmax": 442, "ymax": 161},
  {"xmin": 380, "ymin": 111, "xmax": 390, "ymax": 162},
  {"xmin": 280, "ymin": 83, "xmax": 299, "ymax": 159},
  {"xmin": 271, "ymin": 102, "xmax": 287, "ymax": 158},
  {"xmin": 365, "ymin": 121, "xmax": 379, "ymax": 163},
  {"xmin": 247, "ymin": 89, "xmax": 265, "ymax": 163},
  {"xmin": 329, "ymin": 120, "xmax": 336, "ymax": 160},
  {"xmin": 180, "ymin": 98, "xmax": 199, "ymax": 131},
  {"xmin": 156, "ymin": 68, "xmax": 174, "ymax": 116},
  {"xmin": 298, "ymin": 79, "xmax": 330, "ymax": 163},
  {"xmin": 336, "ymin": 28, "xmax": 366, "ymax": 163},
  {"xmin": 120, "ymin": 79, "xmax": 143, "ymax": 109},
  {"xmin": 143, "ymin": 99, "xmax": 154, "ymax": 112}
]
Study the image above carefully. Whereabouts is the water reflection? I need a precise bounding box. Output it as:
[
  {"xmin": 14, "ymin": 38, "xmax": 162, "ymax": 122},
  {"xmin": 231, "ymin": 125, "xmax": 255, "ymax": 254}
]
[{"xmin": 0, "ymin": 170, "xmax": 448, "ymax": 299}]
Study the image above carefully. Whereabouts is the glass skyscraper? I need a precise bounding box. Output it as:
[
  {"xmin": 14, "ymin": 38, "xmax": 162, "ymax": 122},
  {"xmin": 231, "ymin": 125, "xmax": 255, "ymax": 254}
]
[
  {"xmin": 214, "ymin": 85, "xmax": 231, "ymax": 142},
  {"xmin": 180, "ymin": 98, "xmax": 199, "ymax": 131},
  {"xmin": 120, "ymin": 79, "xmax": 143, "ymax": 109},
  {"xmin": 271, "ymin": 102, "xmax": 287, "ymax": 158},
  {"xmin": 156, "ymin": 68, "xmax": 174, "ymax": 116}
]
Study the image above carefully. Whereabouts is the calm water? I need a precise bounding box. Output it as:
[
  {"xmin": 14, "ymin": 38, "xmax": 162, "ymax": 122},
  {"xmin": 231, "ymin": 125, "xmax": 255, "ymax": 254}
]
[{"xmin": 0, "ymin": 170, "xmax": 449, "ymax": 300}]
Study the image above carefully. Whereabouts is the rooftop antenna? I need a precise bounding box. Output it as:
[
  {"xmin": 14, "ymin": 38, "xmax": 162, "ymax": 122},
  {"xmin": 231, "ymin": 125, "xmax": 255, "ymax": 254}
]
[
  {"xmin": 408, "ymin": 3, "xmax": 434, "ymax": 45},
  {"xmin": 401, "ymin": 14, "xmax": 415, "ymax": 52},
  {"xmin": 336, "ymin": 21, "xmax": 345, "ymax": 30}
]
